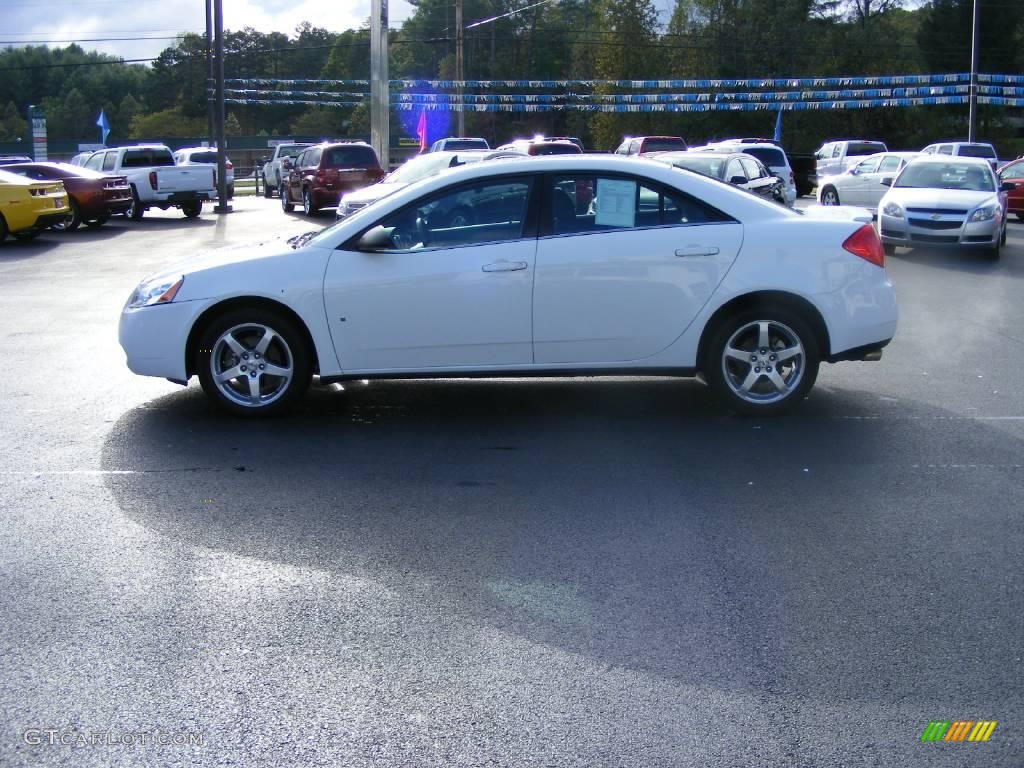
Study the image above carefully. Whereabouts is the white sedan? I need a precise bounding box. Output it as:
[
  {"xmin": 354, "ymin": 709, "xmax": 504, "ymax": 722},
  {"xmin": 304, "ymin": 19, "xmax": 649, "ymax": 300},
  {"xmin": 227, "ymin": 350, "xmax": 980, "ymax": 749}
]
[
  {"xmin": 817, "ymin": 151, "xmax": 918, "ymax": 211},
  {"xmin": 119, "ymin": 155, "xmax": 898, "ymax": 417}
]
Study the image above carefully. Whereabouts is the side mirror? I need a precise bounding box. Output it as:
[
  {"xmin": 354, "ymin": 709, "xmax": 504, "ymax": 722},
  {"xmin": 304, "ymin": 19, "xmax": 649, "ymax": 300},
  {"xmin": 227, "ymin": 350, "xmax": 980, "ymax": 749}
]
[
  {"xmin": 356, "ymin": 225, "xmax": 394, "ymax": 251},
  {"xmin": 880, "ymin": 177, "xmax": 893, "ymax": 187},
  {"xmin": 728, "ymin": 175, "xmax": 747, "ymax": 185},
  {"xmin": 999, "ymin": 180, "xmax": 1016, "ymax": 192}
]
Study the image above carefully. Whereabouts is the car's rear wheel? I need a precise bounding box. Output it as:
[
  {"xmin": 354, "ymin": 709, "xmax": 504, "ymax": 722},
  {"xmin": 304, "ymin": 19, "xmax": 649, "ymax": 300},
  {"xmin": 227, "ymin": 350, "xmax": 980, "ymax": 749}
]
[
  {"xmin": 281, "ymin": 185, "xmax": 294, "ymax": 212},
  {"xmin": 196, "ymin": 308, "xmax": 312, "ymax": 417},
  {"xmin": 262, "ymin": 175, "xmax": 273, "ymax": 198},
  {"xmin": 703, "ymin": 307, "xmax": 820, "ymax": 416},
  {"xmin": 181, "ymin": 201, "xmax": 202, "ymax": 218},
  {"xmin": 303, "ymin": 188, "xmax": 317, "ymax": 216},
  {"xmin": 820, "ymin": 186, "xmax": 840, "ymax": 206},
  {"xmin": 127, "ymin": 188, "xmax": 144, "ymax": 220},
  {"xmin": 1017, "ymin": 213, "xmax": 1024, "ymax": 222},
  {"xmin": 52, "ymin": 199, "xmax": 82, "ymax": 232},
  {"xmin": 0, "ymin": 212, "xmax": 7, "ymax": 241}
]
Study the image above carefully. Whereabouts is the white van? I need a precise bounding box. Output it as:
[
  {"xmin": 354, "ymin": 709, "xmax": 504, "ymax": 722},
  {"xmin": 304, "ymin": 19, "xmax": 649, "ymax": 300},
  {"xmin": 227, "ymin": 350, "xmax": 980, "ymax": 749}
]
[{"xmin": 815, "ymin": 140, "xmax": 888, "ymax": 183}]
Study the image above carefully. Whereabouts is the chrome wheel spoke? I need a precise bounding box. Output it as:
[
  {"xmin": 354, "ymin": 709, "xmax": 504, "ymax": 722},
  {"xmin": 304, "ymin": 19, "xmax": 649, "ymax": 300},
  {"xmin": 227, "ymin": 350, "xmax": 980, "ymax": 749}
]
[
  {"xmin": 261, "ymin": 362, "xmax": 291, "ymax": 378},
  {"xmin": 254, "ymin": 328, "xmax": 277, "ymax": 355},
  {"xmin": 223, "ymin": 332, "xmax": 246, "ymax": 356},
  {"xmin": 774, "ymin": 345, "xmax": 801, "ymax": 362},
  {"xmin": 724, "ymin": 345, "xmax": 751, "ymax": 362},
  {"xmin": 757, "ymin": 322, "xmax": 770, "ymax": 350},
  {"xmin": 766, "ymin": 369, "xmax": 789, "ymax": 393},
  {"xmin": 739, "ymin": 369, "xmax": 761, "ymax": 393},
  {"xmin": 216, "ymin": 365, "xmax": 244, "ymax": 383},
  {"xmin": 247, "ymin": 375, "xmax": 262, "ymax": 402}
]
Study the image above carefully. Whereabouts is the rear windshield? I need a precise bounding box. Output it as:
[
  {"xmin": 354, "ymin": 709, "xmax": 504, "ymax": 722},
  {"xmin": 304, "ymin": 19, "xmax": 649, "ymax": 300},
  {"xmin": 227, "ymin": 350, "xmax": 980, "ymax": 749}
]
[
  {"xmin": 122, "ymin": 149, "xmax": 175, "ymax": 167},
  {"xmin": 187, "ymin": 151, "xmax": 218, "ymax": 164},
  {"xmin": 322, "ymin": 145, "xmax": 379, "ymax": 168},
  {"xmin": 440, "ymin": 139, "xmax": 489, "ymax": 151},
  {"xmin": 279, "ymin": 144, "xmax": 309, "ymax": 158},
  {"xmin": 740, "ymin": 147, "xmax": 785, "ymax": 168},
  {"xmin": 529, "ymin": 143, "xmax": 582, "ymax": 156},
  {"xmin": 642, "ymin": 138, "xmax": 687, "ymax": 153},
  {"xmin": 847, "ymin": 142, "xmax": 887, "ymax": 157},
  {"xmin": 958, "ymin": 144, "xmax": 996, "ymax": 159}
]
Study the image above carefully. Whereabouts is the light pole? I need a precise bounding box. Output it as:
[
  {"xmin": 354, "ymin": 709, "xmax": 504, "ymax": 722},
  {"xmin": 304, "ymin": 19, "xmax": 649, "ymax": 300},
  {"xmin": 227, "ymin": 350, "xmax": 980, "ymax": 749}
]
[
  {"xmin": 213, "ymin": 0, "xmax": 231, "ymax": 212},
  {"xmin": 456, "ymin": 0, "xmax": 465, "ymax": 136},
  {"xmin": 968, "ymin": 0, "xmax": 979, "ymax": 142},
  {"xmin": 370, "ymin": 0, "xmax": 390, "ymax": 170}
]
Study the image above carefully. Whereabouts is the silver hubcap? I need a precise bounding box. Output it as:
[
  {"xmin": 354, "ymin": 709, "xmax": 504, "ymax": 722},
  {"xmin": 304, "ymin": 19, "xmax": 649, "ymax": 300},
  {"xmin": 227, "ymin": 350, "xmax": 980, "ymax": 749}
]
[
  {"xmin": 822, "ymin": 190, "xmax": 838, "ymax": 205},
  {"xmin": 210, "ymin": 323, "xmax": 294, "ymax": 408},
  {"xmin": 721, "ymin": 320, "xmax": 805, "ymax": 405}
]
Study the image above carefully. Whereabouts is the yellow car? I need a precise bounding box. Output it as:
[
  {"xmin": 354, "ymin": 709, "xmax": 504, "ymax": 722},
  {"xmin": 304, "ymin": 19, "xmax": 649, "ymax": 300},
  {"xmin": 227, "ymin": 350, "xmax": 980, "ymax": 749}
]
[{"xmin": 0, "ymin": 168, "xmax": 69, "ymax": 241}]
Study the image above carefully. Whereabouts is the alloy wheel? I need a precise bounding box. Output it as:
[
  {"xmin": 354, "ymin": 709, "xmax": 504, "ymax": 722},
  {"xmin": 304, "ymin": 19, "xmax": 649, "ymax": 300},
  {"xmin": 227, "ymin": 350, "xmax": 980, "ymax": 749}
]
[
  {"xmin": 209, "ymin": 323, "xmax": 295, "ymax": 408},
  {"xmin": 720, "ymin": 320, "xmax": 806, "ymax": 405}
]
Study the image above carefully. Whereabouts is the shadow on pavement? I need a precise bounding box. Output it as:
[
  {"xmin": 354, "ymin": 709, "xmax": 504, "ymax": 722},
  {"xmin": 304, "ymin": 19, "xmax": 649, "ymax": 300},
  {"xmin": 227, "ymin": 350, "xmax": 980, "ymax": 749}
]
[{"xmin": 101, "ymin": 377, "xmax": 1023, "ymax": 702}]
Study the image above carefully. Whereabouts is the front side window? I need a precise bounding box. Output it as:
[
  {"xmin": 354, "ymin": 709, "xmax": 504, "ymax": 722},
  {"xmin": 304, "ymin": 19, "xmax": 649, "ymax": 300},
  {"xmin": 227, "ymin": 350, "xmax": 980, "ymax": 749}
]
[
  {"xmin": 355, "ymin": 177, "xmax": 533, "ymax": 252},
  {"xmin": 739, "ymin": 157, "xmax": 765, "ymax": 180},
  {"xmin": 937, "ymin": 145, "xmax": 954, "ymax": 155},
  {"xmin": 84, "ymin": 152, "xmax": 104, "ymax": 171},
  {"xmin": 854, "ymin": 156, "xmax": 881, "ymax": 174},
  {"xmin": 1000, "ymin": 162, "xmax": 1024, "ymax": 180},
  {"xmin": 724, "ymin": 160, "xmax": 747, "ymax": 183},
  {"xmin": 102, "ymin": 153, "xmax": 116, "ymax": 172},
  {"xmin": 877, "ymin": 155, "xmax": 902, "ymax": 173},
  {"xmin": 548, "ymin": 174, "xmax": 730, "ymax": 235}
]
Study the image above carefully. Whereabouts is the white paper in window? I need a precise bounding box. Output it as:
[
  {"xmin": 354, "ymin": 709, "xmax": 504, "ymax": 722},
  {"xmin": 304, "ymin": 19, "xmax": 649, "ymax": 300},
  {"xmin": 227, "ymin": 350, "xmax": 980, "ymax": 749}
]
[{"xmin": 594, "ymin": 178, "xmax": 636, "ymax": 228}]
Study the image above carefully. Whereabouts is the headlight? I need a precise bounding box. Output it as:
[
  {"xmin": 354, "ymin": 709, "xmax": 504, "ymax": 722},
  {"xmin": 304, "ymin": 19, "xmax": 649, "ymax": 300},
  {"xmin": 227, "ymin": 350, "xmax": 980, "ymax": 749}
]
[
  {"xmin": 969, "ymin": 204, "xmax": 997, "ymax": 222},
  {"xmin": 882, "ymin": 201, "xmax": 903, "ymax": 217},
  {"xmin": 126, "ymin": 275, "xmax": 183, "ymax": 309}
]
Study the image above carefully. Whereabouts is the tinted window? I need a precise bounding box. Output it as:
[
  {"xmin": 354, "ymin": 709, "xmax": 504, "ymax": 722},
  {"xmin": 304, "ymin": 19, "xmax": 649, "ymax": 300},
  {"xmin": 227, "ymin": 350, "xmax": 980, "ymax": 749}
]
[
  {"xmin": 847, "ymin": 142, "xmax": 886, "ymax": 157},
  {"xmin": 322, "ymin": 145, "xmax": 378, "ymax": 168},
  {"xmin": 187, "ymin": 151, "xmax": 218, "ymax": 164},
  {"xmin": 529, "ymin": 143, "xmax": 581, "ymax": 156},
  {"xmin": 122, "ymin": 149, "xmax": 175, "ymax": 167},
  {"xmin": 549, "ymin": 174, "xmax": 730, "ymax": 235},
  {"xmin": 102, "ymin": 153, "xmax": 116, "ymax": 171},
  {"xmin": 363, "ymin": 178, "xmax": 532, "ymax": 251},
  {"xmin": 641, "ymin": 138, "xmax": 687, "ymax": 153},
  {"xmin": 439, "ymin": 139, "xmax": 489, "ymax": 151},
  {"xmin": 741, "ymin": 147, "xmax": 785, "ymax": 169},
  {"xmin": 958, "ymin": 144, "xmax": 996, "ymax": 159}
]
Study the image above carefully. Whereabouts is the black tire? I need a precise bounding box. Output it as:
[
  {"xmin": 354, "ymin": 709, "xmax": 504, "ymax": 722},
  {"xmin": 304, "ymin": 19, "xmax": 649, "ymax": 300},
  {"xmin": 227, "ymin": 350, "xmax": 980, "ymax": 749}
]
[
  {"xmin": 127, "ymin": 187, "xmax": 144, "ymax": 220},
  {"xmin": 281, "ymin": 184, "xmax": 294, "ymax": 212},
  {"xmin": 181, "ymin": 201, "xmax": 202, "ymax": 218},
  {"xmin": 262, "ymin": 175, "xmax": 273, "ymax": 199},
  {"xmin": 820, "ymin": 185, "xmax": 840, "ymax": 206},
  {"xmin": 196, "ymin": 307, "xmax": 312, "ymax": 417},
  {"xmin": 84, "ymin": 214, "xmax": 110, "ymax": 228},
  {"xmin": 227, "ymin": 184, "xmax": 234, "ymax": 199},
  {"xmin": 1016, "ymin": 213, "xmax": 1024, "ymax": 222},
  {"xmin": 1000, "ymin": 224, "xmax": 1007, "ymax": 246},
  {"xmin": 0, "ymin": 211, "xmax": 8, "ymax": 242},
  {"xmin": 303, "ymin": 188, "xmax": 317, "ymax": 216},
  {"xmin": 52, "ymin": 199, "xmax": 81, "ymax": 232},
  {"xmin": 883, "ymin": 243, "xmax": 896, "ymax": 256},
  {"xmin": 702, "ymin": 305, "xmax": 820, "ymax": 416},
  {"xmin": 985, "ymin": 239, "xmax": 1001, "ymax": 260}
]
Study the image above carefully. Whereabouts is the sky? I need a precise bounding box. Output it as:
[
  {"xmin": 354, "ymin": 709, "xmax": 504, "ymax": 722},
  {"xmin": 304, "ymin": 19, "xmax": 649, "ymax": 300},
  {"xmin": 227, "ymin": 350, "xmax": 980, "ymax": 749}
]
[{"xmin": 0, "ymin": 0, "xmax": 417, "ymax": 63}]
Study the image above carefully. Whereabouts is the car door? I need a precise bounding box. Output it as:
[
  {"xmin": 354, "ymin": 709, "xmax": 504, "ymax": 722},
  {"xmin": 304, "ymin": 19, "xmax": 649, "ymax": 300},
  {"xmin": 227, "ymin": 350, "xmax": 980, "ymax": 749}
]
[
  {"xmin": 843, "ymin": 155, "xmax": 882, "ymax": 205},
  {"xmin": 323, "ymin": 175, "xmax": 538, "ymax": 371},
  {"xmin": 738, "ymin": 157, "xmax": 777, "ymax": 201},
  {"xmin": 862, "ymin": 154, "xmax": 904, "ymax": 209},
  {"xmin": 999, "ymin": 160, "xmax": 1024, "ymax": 215},
  {"xmin": 532, "ymin": 172, "xmax": 743, "ymax": 365}
]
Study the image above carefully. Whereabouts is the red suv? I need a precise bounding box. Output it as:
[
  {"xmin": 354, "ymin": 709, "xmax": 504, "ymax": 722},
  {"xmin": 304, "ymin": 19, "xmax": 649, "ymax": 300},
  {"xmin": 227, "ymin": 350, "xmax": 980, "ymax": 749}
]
[{"xmin": 282, "ymin": 142, "xmax": 385, "ymax": 216}]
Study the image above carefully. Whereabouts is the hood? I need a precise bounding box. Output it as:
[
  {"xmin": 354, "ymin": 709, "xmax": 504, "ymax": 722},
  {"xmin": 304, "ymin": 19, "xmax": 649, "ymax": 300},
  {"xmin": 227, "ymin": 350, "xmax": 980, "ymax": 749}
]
[
  {"xmin": 144, "ymin": 235, "xmax": 298, "ymax": 283},
  {"xmin": 883, "ymin": 187, "xmax": 998, "ymax": 210}
]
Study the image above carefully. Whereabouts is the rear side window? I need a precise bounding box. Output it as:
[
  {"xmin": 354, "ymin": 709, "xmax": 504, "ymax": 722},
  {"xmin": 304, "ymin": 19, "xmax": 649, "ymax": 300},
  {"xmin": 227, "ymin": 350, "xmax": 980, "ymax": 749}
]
[
  {"xmin": 322, "ymin": 145, "xmax": 379, "ymax": 168},
  {"xmin": 102, "ymin": 153, "xmax": 117, "ymax": 171},
  {"xmin": 877, "ymin": 155, "xmax": 902, "ymax": 173},
  {"xmin": 937, "ymin": 145, "xmax": 953, "ymax": 155},
  {"xmin": 739, "ymin": 157, "xmax": 765, "ymax": 180},
  {"xmin": 188, "ymin": 151, "xmax": 218, "ymax": 164},
  {"xmin": 741, "ymin": 147, "xmax": 785, "ymax": 168},
  {"xmin": 642, "ymin": 138, "xmax": 687, "ymax": 153},
  {"xmin": 847, "ymin": 142, "xmax": 886, "ymax": 157},
  {"xmin": 122, "ymin": 149, "xmax": 175, "ymax": 167}
]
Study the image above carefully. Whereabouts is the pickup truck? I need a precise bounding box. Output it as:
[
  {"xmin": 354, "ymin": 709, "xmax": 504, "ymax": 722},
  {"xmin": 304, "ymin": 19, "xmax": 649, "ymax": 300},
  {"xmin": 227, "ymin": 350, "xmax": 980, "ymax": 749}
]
[
  {"xmin": 260, "ymin": 142, "xmax": 312, "ymax": 198},
  {"xmin": 82, "ymin": 144, "xmax": 215, "ymax": 219}
]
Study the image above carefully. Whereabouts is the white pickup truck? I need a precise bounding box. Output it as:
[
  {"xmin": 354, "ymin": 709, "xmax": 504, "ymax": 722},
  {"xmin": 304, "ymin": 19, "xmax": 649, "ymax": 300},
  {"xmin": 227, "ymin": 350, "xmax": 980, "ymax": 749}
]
[
  {"xmin": 82, "ymin": 144, "xmax": 216, "ymax": 219},
  {"xmin": 259, "ymin": 142, "xmax": 312, "ymax": 198}
]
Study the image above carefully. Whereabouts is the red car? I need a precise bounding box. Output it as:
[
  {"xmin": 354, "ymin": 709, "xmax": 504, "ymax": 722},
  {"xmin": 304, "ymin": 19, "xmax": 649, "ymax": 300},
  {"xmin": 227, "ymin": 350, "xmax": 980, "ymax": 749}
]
[
  {"xmin": 997, "ymin": 157, "xmax": 1024, "ymax": 221},
  {"xmin": 4, "ymin": 162, "xmax": 132, "ymax": 230},
  {"xmin": 281, "ymin": 142, "xmax": 385, "ymax": 216}
]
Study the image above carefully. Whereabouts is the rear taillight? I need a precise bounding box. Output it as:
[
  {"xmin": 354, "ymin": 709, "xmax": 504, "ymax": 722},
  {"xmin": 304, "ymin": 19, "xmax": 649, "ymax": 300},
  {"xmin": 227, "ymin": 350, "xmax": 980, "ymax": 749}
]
[
  {"xmin": 789, "ymin": 170, "xmax": 795, "ymax": 185},
  {"xmin": 843, "ymin": 223, "xmax": 885, "ymax": 267},
  {"xmin": 225, "ymin": 160, "xmax": 233, "ymax": 170},
  {"xmin": 148, "ymin": 171, "xmax": 158, "ymax": 190}
]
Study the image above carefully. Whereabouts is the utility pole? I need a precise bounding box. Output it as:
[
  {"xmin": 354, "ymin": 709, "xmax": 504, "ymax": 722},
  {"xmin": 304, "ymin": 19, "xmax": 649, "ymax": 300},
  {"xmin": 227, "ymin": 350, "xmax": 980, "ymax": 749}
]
[
  {"xmin": 371, "ymin": 0, "xmax": 390, "ymax": 170},
  {"xmin": 968, "ymin": 0, "xmax": 980, "ymax": 142},
  {"xmin": 456, "ymin": 0, "xmax": 465, "ymax": 136},
  {"xmin": 213, "ymin": 0, "xmax": 231, "ymax": 212},
  {"xmin": 205, "ymin": 0, "xmax": 214, "ymax": 145}
]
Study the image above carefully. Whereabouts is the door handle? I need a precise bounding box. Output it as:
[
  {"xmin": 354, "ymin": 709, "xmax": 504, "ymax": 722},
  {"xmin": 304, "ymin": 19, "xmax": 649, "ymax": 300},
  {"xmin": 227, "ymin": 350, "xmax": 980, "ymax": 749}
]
[
  {"xmin": 482, "ymin": 260, "xmax": 528, "ymax": 272},
  {"xmin": 675, "ymin": 245, "xmax": 720, "ymax": 257}
]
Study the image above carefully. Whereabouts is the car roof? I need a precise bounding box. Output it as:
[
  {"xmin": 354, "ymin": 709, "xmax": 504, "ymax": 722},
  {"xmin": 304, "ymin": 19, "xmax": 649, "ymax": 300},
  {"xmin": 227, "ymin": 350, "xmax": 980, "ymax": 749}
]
[{"xmin": 906, "ymin": 154, "xmax": 993, "ymax": 167}]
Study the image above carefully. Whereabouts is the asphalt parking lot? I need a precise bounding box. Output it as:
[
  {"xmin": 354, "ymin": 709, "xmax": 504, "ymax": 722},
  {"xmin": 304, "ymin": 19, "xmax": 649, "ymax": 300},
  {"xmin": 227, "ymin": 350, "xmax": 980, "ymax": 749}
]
[{"xmin": 1, "ymin": 197, "xmax": 1022, "ymax": 767}]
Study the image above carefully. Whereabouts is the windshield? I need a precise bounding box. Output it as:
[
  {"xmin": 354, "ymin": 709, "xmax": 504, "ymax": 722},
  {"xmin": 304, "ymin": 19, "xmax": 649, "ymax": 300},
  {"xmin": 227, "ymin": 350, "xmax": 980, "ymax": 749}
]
[
  {"xmin": 958, "ymin": 144, "xmax": 996, "ymax": 159},
  {"xmin": 895, "ymin": 162, "xmax": 994, "ymax": 192},
  {"xmin": 668, "ymin": 156, "xmax": 726, "ymax": 179}
]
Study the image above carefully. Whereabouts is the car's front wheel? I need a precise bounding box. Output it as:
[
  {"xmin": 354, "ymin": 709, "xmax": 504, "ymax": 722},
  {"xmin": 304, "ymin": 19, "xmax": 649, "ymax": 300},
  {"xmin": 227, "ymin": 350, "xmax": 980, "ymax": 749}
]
[
  {"xmin": 280, "ymin": 185, "xmax": 294, "ymax": 212},
  {"xmin": 196, "ymin": 308, "xmax": 312, "ymax": 417},
  {"xmin": 820, "ymin": 186, "xmax": 840, "ymax": 206},
  {"xmin": 703, "ymin": 307, "xmax": 820, "ymax": 415}
]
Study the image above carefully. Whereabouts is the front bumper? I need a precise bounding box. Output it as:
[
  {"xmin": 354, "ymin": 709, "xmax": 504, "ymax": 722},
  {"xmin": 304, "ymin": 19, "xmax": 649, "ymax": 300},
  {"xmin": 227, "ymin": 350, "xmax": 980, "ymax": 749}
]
[
  {"xmin": 879, "ymin": 212, "xmax": 1001, "ymax": 249},
  {"xmin": 119, "ymin": 299, "xmax": 204, "ymax": 382}
]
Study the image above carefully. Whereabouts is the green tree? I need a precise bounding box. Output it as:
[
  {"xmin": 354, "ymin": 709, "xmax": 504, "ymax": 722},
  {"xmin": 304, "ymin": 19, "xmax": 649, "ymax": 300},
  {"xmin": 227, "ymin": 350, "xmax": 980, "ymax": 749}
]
[{"xmin": 129, "ymin": 107, "xmax": 206, "ymax": 138}]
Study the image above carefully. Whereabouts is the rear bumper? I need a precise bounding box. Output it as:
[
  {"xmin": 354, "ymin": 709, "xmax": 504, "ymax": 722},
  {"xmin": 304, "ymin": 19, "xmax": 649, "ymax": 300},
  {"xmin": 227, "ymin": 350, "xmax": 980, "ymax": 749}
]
[{"xmin": 827, "ymin": 338, "xmax": 891, "ymax": 363}]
